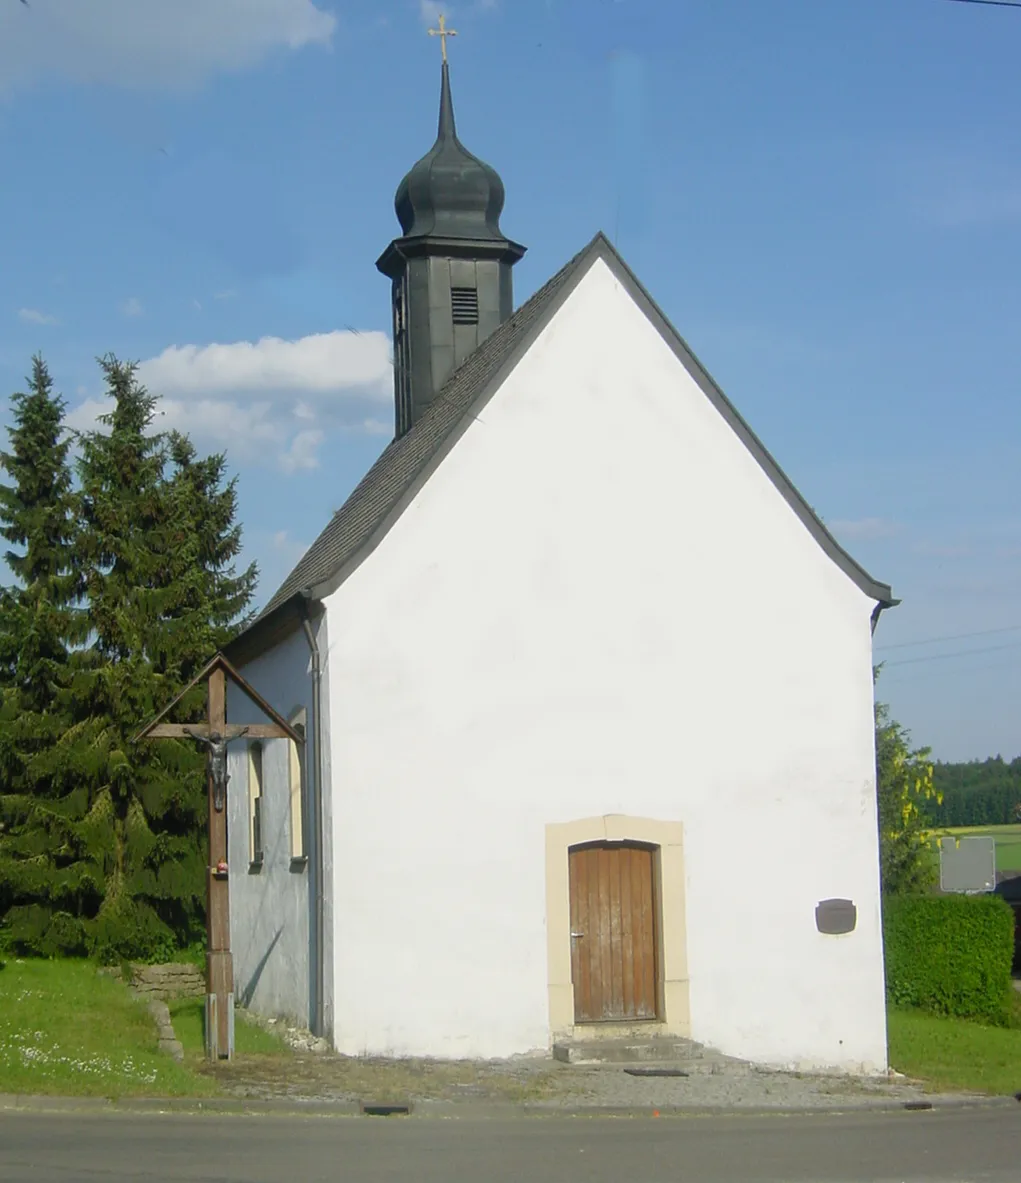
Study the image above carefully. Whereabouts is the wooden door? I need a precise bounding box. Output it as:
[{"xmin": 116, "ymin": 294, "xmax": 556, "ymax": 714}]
[{"xmin": 568, "ymin": 842, "xmax": 658, "ymax": 1023}]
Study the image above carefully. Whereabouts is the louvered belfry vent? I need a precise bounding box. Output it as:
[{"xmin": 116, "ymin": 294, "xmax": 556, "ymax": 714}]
[{"xmin": 451, "ymin": 287, "xmax": 480, "ymax": 325}]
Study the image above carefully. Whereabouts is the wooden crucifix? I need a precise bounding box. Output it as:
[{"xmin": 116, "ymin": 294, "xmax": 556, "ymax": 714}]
[{"xmin": 133, "ymin": 652, "xmax": 302, "ymax": 1061}]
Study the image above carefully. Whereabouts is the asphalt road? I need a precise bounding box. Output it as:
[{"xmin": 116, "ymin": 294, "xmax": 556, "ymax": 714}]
[{"xmin": 0, "ymin": 1106, "xmax": 1018, "ymax": 1182}]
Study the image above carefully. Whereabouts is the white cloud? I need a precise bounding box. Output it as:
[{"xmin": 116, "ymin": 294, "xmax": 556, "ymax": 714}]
[
  {"xmin": 280, "ymin": 429, "xmax": 326, "ymax": 472},
  {"xmin": 418, "ymin": 0, "xmax": 492, "ymax": 20},
  {"xmin": 830, "ymin": 517, "xmax": 902, "ymax": 541},
  {"xmin": 121, "ymin": 296, "xmax": 144, "ymax": 318},
  {"xmin": 0, "ymin": 0, "xmax": 336, "ymax": 94},
  {"xmin": 64, "ymin": 398, "xmax": 111, "ymax": 435},
  {"xmin": 272, "ymin": 529, "xmax": 308, "ymax": 558},
  {"xmin": 66, "ymin": 329, "xmax": 393, "ymax": 472},
  {"xmin": 346, "ymin": 418, "xmax": 391, "ymax": 436},
  {"xmin": 18, "ymin": 307, "xmax": 59, "ymax": 325},
  {"xmin": 139, "ymin": 330, "xmax": 391, "ymax": 400},
  {"xmin": 419, "ymin": 1, "xmax": 450, "ymax": 25}
]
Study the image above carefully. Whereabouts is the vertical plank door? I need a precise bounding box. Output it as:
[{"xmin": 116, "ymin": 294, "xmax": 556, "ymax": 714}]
[{"xmin": 568, "ymin": 842, "xmax": 658, "ymax": 1023}]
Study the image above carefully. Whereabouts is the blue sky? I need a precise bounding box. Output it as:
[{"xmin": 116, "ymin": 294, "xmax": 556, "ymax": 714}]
[{"xmin": 0, "ymin": 0, "xmax": 1019, "ymax": 762}]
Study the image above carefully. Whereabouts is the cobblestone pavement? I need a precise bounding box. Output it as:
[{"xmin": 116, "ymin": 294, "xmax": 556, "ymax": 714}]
[
  {"xmin": 196, "ymin": 1012, "xmax": 1000, "ymax": 1112},
  {"xmin": 203, "ymin": 1044, "xmax": 977, "ymax": 1112}
]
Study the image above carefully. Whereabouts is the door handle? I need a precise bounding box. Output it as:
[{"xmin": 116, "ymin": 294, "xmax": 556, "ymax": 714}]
[{"xmin": 570, "ymin": 931, "xmax": 584, "ymax": 938}]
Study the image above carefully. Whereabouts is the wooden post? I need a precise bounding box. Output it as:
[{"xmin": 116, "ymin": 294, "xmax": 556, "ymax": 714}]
[{"xmin": 205, "ymin": 665, "xmax": 234, "ymax": 1061}]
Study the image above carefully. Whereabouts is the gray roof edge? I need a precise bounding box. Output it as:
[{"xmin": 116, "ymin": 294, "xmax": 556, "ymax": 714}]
[
  {"xmin": 223, "ymin": 591, "xmax": 307, "ymax": 667},
  {"xmin": 249, "ymin": 235, "xmax": 605, "ymax": 634},
  {"xmin": 231, "ymin": 235, "xmax": 605, "ymax": 651},
  {"xmin": 585, "ymin": 234, "xmax": 896, "ymax": 607},
  {"xmin": 298, "ymin": 237, "xmax": 609, "ymax": 606}
]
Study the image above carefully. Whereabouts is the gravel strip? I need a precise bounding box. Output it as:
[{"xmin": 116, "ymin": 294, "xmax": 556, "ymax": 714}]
[
  {"xmin": 207, "ymin": 1048, "xmax": 987, "ymax": 1112},
  {"xmin": 208, "ymin": 1012, "xmax": 1000, "ymax": 1113},
  {"xmin": 533, "ymin": 1064, "xmax": 958, "ymax": 1110}
]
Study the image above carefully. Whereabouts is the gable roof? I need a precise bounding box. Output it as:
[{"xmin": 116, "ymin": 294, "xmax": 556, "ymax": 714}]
[{"xmin": 229, "ymin": 232, "xmax": 894, "ymax": 661}]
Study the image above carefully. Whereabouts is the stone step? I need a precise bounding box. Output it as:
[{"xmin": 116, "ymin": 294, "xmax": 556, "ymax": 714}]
[
  {"xmin": 553, "ymin": 1036, "xmax": 756, "ymax": 1076},
  {"xmin": 553, "ymin": 1036, "xmax": 711, "ymax": 1065},
  {"xmin": 616, "ymin": 1059, "xmax": 754, "ymax": 1078},
  {"xmin": 565, "ymin": 1056, "xmax": 754, "ymax": 1078}
]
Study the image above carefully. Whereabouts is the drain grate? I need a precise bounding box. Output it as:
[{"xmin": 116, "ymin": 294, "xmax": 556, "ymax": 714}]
[{"xmin": 361, "ymin": 1103, "xmax": 412, "ymax": 1116}]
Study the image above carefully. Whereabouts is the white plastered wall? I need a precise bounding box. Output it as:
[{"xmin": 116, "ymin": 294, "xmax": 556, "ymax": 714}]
[{"xmin": 322, "ymin": 257, "xmax": 887, "ymax": 1072}]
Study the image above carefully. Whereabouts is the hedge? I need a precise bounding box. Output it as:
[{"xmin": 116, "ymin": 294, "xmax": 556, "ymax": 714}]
[{"xmin": 883, "ymin": 893, "xmax": 1015, "ymax": 1026}]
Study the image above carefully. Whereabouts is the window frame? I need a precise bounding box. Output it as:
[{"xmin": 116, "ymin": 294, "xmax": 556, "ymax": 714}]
[
  {"xmin": 248, "ymin": 741, "xmax": 264, "ymax": 869},
  {"xmin": 288, "ymin": 711, "xmax": 308, "ymax": 868}
]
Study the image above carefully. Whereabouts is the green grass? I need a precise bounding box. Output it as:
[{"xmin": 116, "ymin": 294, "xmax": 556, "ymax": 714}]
[
  {"xmin": 169, "ymin": 998, "xmax": 289, "ymax": 1059},
  {"xmin": 0, "ymin": 959, "xmax": 217, "ymax": 1098},
  {"xmin": 931, "ymin": 824, "xmax": 1021, "ymax": 873},
  {"xmin": 888, "ymin": 1004, "xmax": 1021, "ymax": 1096}
]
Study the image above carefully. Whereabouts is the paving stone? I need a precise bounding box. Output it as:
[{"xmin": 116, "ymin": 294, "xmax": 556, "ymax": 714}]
[{"xmin": 204, "ymin": 1029, "xmax": 971, "ymax": 1113}]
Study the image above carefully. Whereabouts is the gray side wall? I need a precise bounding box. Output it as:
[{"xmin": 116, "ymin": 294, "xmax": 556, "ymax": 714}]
[{"xmin": 226, "ymin": 617, "xmax": 324, "ymax": 1028}]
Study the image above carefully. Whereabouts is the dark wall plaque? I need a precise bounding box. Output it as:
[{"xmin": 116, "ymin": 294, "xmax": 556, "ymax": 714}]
[{"xmin": 815, "ymin": 898, "xmax": 857, "ymax": 935}]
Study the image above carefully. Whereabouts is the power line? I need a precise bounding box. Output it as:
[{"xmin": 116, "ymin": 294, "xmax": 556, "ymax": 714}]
[
  {"xmin": 881, "ymin": 640, "xmax": 1021, "ymax": 668},
  {"xmin": 875, "ymin": 623, "xmax": 1021, "ymax": 652},
  {"xmin": 945, "ymin": 0, "xmax": 1021, "ymax": 8},
  {"xmin": 880, "ymin": 653, "xmax": 1021, "ymax": 685}
]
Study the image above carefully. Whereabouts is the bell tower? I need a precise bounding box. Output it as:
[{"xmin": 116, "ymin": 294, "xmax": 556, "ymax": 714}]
[{"xmin": 377, "ymin": 25, "xmax": 525, "ymax": 437}]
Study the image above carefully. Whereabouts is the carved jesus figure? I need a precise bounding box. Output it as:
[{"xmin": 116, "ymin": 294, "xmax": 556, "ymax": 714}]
[{"xmin": 185, "ymin": 727, "xmax": 250, "ymax": 812}]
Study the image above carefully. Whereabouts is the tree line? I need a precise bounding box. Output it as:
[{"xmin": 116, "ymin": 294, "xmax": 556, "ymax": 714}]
[
  {"xmin": 0, "ymin": 356, "xmax": 256, "ymax": 963},
  {"xmin": 925, "ymin": 757, "xmax": 1021, "ymax": 828}
]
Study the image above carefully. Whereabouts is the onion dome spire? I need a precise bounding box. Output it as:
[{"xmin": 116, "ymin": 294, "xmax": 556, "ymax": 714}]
[{"xmin": 394, "ymin": 61, "xmax": 509, "ymax": 241}]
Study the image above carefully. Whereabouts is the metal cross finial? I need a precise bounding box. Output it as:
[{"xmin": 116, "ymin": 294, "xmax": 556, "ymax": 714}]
[{"xmin": 428, "ymin": 13, "xmax": 457, "ymax": 62}]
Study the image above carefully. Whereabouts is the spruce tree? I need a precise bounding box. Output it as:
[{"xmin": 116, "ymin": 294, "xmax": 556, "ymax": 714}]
[
  {"xmin": 0, "ymin": 357, "xmax": 87, "ymax": 955},
  {"xmin": 164, "ymin": 432, "xmax": 258, "ymax": 671},
  {"xmin": 1, "ymin": 355, "xmax": 258, "ymax": 961},
  {"xmin": 65, "ymin": 357, "xmax": 194, "ymax": 961},
  {"xmin": 65, "ymin": 357, "xmax": 256, "ymax": 961}
]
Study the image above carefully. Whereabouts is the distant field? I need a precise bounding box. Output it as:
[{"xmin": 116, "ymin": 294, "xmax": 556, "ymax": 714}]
[{"xmin": 931, "ymin": 824, "xmax": 1021, "ymax": 873}]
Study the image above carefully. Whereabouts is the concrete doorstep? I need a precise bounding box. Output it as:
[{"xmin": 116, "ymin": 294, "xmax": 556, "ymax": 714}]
[{"xmin": 552, "ymin": 1035, "xmax": 753, "ymax": 1076}]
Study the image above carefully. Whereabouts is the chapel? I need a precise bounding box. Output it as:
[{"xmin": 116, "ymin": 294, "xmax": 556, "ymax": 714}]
[{"xmin": 223, "ymin": 54, "xmax": 895, "ymax": 1074}]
